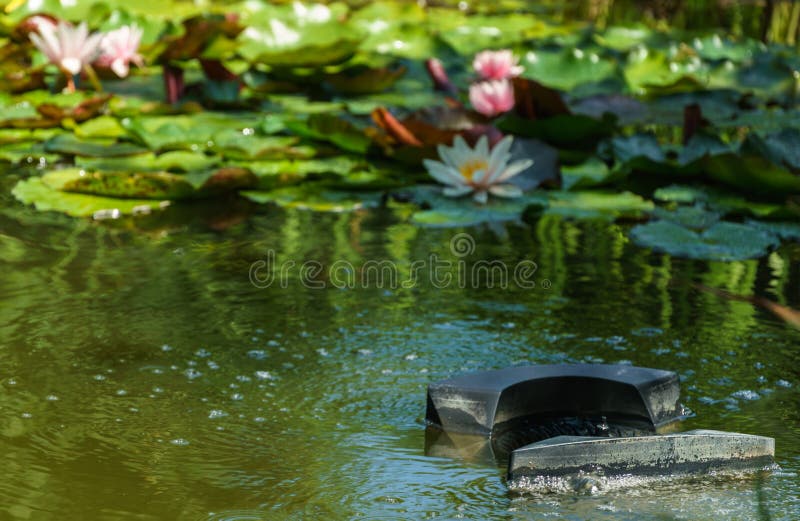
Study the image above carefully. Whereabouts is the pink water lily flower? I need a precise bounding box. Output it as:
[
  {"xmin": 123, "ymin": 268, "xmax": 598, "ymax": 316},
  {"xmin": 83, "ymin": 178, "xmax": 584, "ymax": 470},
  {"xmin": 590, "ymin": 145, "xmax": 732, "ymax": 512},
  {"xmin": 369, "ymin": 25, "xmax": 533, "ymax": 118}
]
[
  {"xmin": 96, "ymin": 25, "xmax": 144, "ymax": 78},
  {"xmin": 473, "ymin": 49, "xmax": 523, "ymax": 81},
  {"xmin": 423, "ymin": 135, "xmax": 533, "ymax": 204},
  {"xmin": 469, "ymin": 79, "xmax": 515, "ymax": 118},
  {"xmin": 29, "ymin": 21, "xmax": 103, "ymax": 89}
]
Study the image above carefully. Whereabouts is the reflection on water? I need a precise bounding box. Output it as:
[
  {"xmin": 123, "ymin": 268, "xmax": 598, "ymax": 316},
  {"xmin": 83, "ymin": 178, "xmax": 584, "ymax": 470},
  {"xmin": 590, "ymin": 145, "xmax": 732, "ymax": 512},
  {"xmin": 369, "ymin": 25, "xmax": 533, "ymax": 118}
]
[{"xmin": 1, "ymin": 170, "xmax": 799, "ymax": 520}]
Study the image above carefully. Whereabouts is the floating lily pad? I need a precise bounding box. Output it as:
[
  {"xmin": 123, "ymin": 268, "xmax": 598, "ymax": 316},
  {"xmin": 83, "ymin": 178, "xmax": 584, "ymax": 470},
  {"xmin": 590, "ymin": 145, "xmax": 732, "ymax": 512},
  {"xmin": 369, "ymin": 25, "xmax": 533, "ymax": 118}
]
[
  {"xmin": 43, "ymin": 134, "xmax": 148, "ymax": 157},
  {"xmin": 398, "ymin": 185, "xmax": 548, "ymax": 227},
  {"xmin": 241, "ymin": 184, "xmax": 383, "ymax": 212},
  {"xmin": 561, "ymin": 158, "xmax": 617, "ymax": 190},
  {"xmin": 38, "ymin": 167, "xmax": 256, "ymax": 200},
  {"xmin": 542, "ymin": 190, "xmax": 654, "ymax": 220},
  {"xmin": 629, "ymin": 220, "xmax": 779, "ymax": 261},
  {"xmin": 654, "ymin": 184, "xmax": 795, "ymax": 219},
  {"xmin": 522, "ymin": 48, "xmax": 620, "ymax": 95},
  {"xmin": 75, "ymin": 151, "xmax": 222, "ymax": 172},
  {"xmin": 12, "ymin": 176, "xmax": 166, "ymax": 219}
]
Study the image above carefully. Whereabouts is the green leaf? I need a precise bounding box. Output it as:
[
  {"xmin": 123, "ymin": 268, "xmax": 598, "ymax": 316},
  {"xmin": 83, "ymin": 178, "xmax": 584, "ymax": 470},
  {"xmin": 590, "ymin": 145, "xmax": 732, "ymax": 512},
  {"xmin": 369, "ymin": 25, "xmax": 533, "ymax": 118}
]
[
  {"xmin": 43, "ymin": 134, "xmax": 148, "ymax": 157},
  {"xmin": 12, "ymin": 176, "xmax": 165, "ymax": 218},
  {"xmin": 543, "ymin": 190, "xmax": 654, "ymax": 220},
  {"xmin": 75, "ymin": 151, "xmax": 222, "ymax": 172},
  {"xmin": 241, "ymin": 184, "xmax": 383, "ymax": 212},
  {"xmin": 285, "ymin": 114, "xmax": 371, "ymax": 154},
  {"xmin": 629, "ymin": 220, "xmax": 780, "ymax": 261},
  {"xmin": 522, "ymin": 48, "xmax": 620, "ymax": 94},
  {"xmin": 398, "ymin": 185, "xmax": 548, "ymax": 227},
  {"xmin": 561, "ymin": 158, "xmax": 617, "ymax": 190}
]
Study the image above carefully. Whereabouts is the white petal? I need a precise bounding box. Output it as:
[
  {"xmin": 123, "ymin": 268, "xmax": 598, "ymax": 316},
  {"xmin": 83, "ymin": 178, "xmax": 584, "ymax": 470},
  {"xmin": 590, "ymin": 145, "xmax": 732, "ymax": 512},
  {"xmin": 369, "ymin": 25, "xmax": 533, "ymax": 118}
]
[
  {"xmin": 111, "ymin": 58, "xmax": 129, "ymax": 78},
  {"xmin": 487, "ymin": 135, "xmax": 513, "ymax": 178},
  {"xmin": 475, "ymin": 135, "xmax": 489, "ymax": 158},
  {"xmin": 60, "ymin": 57, "xmax": 82, "ymax": 75},
  {"xmin": 436, "ymin": 143, "xmax": 460, "ymax": 169},
  {"xmin": 494, "ymin": 159, "xmax": 533, "ymax": 183},
  {"xmin": 443, "ymin": 185, "xmax": 474, "ymax": 198},
  {"xmin": 488, "ymin": 184, "xmax": 523, "ymax": 198},
  {"xmin": 472, "ymin": 190, "xmax": 488, "ymax": 204},
  {"xmin": 423, "ymin": 159, "xmax": 465, "ymax": 186}
]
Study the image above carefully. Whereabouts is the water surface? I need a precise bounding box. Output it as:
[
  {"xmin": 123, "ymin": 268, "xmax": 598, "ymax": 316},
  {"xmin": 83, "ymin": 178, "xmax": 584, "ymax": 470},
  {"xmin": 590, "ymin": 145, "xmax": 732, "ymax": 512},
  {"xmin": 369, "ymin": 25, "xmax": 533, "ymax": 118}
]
[{"xmin": 1, "ymin": 168, "xmax": 799, "ymax": 520}]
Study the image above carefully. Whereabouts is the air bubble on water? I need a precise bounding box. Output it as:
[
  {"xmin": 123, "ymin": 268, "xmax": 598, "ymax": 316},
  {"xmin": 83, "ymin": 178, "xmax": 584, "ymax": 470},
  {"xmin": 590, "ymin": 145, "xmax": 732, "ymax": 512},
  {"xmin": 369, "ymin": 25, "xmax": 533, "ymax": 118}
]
[
  {"xmin": 404, "ymin": 353, "xmax": 418, "ymax": 361},
  {"xmin": 46, "ymin": 395, "xmax": 59, "ymax": 401},
  {"xmin": 153, "ymin": 387, "xmax": 164, "ymax": 393},
  {"xmin": 184, "ymin": 369, "xmax": 203, "ymax": 380},
  {"xmin": 502, "ymin": 322, "xmax": 516, "ymax": 329},
  {"xmin": 195, "ymin": 349, "xmax": 211, "ymax": 358},
  {"xmin": 317, "ymin": 348, "xmax": 329, "ymax": 357},
  {"xmin": 267, "ymin": 340, "xmax": 280, "ymax": 347},
  {"xmin": 357, "ymin": 349, "xmax": 373, "ymax": 356},
  {"xmin": 236, "ymin": 375, "xmax": 252, "ymax": 383},
  {"xmin": 732, "ymin": 390, "xmax": 760, "ymax": 401},
  {"xmin": 754, "ymin": 362, "xmax": 765, "ymax": 370},
  {"xmin": 632, "ymin": 327, "xmax": 663, "ymax": 337},
  {"xmin": 247, "ymin": 350, "xmax": 267, "ymax": 360},
  {"xmin": 208, "ymin": 410, "xmax": 228, "ymax": 419},
  {"xmin": 170, "ymin": 438, "xmax": 190, "ymax": 446},
  {"xmin": 116, "ymin": 389, "xmax": 127, "ymax": 396},
  {"xmin": 757, "ymin": 375, "xmax": 767, "ymax": 384},
  {"xmin": 231, "ymin": 393, "xmax": 244, "ymax": 401},
  {"xmin": 21, "ymin": 412, "xmax": 32, "ymax": 418},
  {"xmin": 187, "ymin": 360, "xmax": 197, "ymax": 367},
  {"xmin": 93, "ymin": 375, "xmax": 106, "ymax": 381},
  {"xmin": 255, "ymin": 371, "xmax": 274, "ymax": 381},
  {"xmin": 381, "ymin": 369, "xmax": 392, "ymax": 375},
  {"xmin": 161, "ymin": 344, "xmax": 172, "ymax": 352},
  {"xmin": 207, "ymin": 361, "xmax": 219, "ymax": 370},
  {"xmin": 254, "ymin": 417, "xmax": 266, "ymax": 423},
  {"xmin": 776, "ymin": 379, "xmax": 792, "ymax": 388}
]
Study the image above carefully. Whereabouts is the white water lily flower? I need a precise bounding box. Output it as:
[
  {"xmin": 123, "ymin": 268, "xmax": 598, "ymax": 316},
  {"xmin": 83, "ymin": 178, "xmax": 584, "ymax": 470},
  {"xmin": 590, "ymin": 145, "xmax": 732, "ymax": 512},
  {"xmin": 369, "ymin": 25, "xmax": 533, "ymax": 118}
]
[
  {"xmin": 423, "ymin": 135, "xmax": 533, "ymax": 204},
  {"xmin": 29, "ymin": 21, "xmax": 102, "ymax": 78}
]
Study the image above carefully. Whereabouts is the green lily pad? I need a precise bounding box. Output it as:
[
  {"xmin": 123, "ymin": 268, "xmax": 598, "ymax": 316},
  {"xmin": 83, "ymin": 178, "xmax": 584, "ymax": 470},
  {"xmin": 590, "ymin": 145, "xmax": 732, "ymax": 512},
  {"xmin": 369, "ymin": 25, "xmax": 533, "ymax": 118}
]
[
  {"xmin": 630, "ymin": 220, "xmax": 780, "ymax": 261},
  {"xmin": 39, "ymin": 167, "xmax": 255, "ymax": 200},
  {"xmin": 241, "ymin": 184, "xmax": 382, "ymax": 212},
  {"xmin": 285, "ymin": 114, "xmax": 371, "ymax": 154},
  {"xmin": 247, "ymin": 157, "xmax": 366, "ymax": 189},
  {"xmin": 12, "ymin": 176, "xmax": 166, "ymax": 219},
  {"xmin": 594, "ymin": 26, "xmax": 657, "ymax": 52},
  {"xmin": 43, "ymin": 134, "xmax": 148, "ymax": 157},
  {"xmin": 654, "ymin": 184, "xmax": 795, "ymax": 219},
  {"xmin": 542, "ymin": 190, "xmax": 654, "ymax": 220},
  {"xmin": 497, "ymin": 113, "xmax": 617, "ymax": 149},
  {"xmin": 522, "ymin": 48, "xmax": 620, "ymax": 94},
  {"xmin": 745, "ymin": 220, "xmax": 800, "ymax": 241},
  {"xmin": 72, "ymin": 116, "xmax": 127, "ymax": 139},
  {"xmin": 75, "ymin": 151, "xmax": 222, "ymax": 172},
  {"xmin": 398, "ymin": 185, "xmax": 548, "ymax": 227},
  {"xmin": 652, "ymin": 205, "xmax": 722, "ymax": 230},
  {"xmin": 561, "ymin": 158, "xmax": 617, "ymax": 190}
]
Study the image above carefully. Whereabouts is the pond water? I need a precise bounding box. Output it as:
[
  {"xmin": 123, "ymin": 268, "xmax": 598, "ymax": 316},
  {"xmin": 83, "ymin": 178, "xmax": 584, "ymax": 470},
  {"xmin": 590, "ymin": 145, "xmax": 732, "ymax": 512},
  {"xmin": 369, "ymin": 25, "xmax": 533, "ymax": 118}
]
[{"xmin": 1, "ymin": 168, "xmax": 798, "ymax": 521}]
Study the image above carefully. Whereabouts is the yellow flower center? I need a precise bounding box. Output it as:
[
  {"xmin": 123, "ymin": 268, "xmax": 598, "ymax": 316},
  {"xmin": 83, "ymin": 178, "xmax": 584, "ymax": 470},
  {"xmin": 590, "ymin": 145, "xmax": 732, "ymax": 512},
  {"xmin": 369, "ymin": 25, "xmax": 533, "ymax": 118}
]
[{"xmin": 458, "ymin": 159, "xmax": 489, "ymax": 181}]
